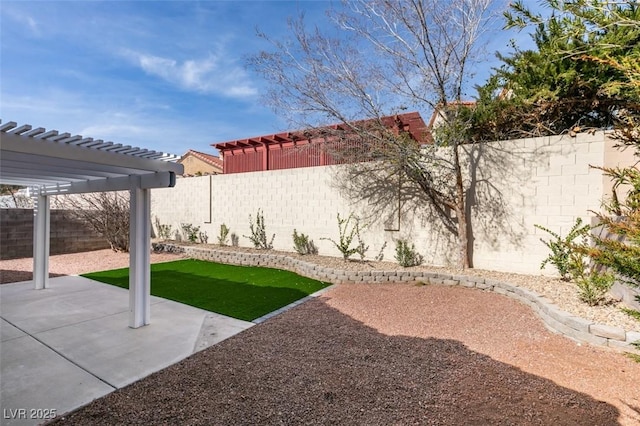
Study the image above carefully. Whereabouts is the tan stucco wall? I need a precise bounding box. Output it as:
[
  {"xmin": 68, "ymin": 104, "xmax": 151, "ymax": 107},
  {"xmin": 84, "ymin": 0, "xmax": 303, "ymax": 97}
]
[
  {"xmin": 152, "ymin": 132, "xmax": 635, "ymax": 275},
  {"xmin": 179, "ymin": 156, "xmax": 220, "ymax": 176}
]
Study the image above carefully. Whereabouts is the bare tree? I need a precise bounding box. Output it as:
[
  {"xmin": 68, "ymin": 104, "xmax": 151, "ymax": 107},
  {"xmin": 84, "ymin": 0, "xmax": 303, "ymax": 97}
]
[
  {"xmin": 0, "ymin": 185, "xmax": 32, "ymax": 208},
  {"xmin": 54, "ymin": 192, "xmax": 130, "ymax": 252},
  {"xmin": 250, "ymin": 0, "xmax": 499, "ymax": 268}
]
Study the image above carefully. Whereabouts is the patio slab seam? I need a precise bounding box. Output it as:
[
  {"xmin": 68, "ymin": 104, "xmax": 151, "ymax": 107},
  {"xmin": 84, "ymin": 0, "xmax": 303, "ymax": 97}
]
[{"xmin": 1, "ymin": 315, "xmax": 119, "ymax": 390}]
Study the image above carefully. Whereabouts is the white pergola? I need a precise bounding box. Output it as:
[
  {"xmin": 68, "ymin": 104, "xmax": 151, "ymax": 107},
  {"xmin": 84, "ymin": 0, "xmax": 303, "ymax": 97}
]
[{"xmin": 0, "ymin": 119, "xmax": 184, "ymax": 328}]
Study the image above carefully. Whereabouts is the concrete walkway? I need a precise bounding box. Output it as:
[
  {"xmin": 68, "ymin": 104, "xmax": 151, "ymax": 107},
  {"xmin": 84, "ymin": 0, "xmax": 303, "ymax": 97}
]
[{"xmin": 0, "ymin": 276, "xmax": 254, "ymax": 426}]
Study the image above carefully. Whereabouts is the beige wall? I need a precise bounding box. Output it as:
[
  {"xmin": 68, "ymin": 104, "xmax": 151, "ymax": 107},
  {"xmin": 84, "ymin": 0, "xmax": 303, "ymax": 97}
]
[
  {"xmin": 152, "ymin": 131, "xmax": 635, "ymax": 275},
  {"xmin": 179, "ymin": 156, "xmax": 221, "ymax": 176}
]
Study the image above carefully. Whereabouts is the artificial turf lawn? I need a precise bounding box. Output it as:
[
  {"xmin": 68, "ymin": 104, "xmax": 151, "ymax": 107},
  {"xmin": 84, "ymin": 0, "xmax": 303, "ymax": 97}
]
[{"xmin": 82, "ymin": 259, "xmax": 330, "ymax": 321}]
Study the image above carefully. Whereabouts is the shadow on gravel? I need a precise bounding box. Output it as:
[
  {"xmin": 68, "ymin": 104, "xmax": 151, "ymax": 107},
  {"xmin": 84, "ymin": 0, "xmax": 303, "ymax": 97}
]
[
  {"xmin": 0, "ymin": 270, "xmax": 66, "ymax": 284},
  {"xmin": 52, "ymin": 299, "xmax": 619, "ymax": 425}
]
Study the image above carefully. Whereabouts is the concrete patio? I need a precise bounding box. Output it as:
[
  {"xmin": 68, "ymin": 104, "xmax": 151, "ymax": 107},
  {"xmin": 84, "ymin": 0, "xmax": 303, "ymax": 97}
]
[{"xmin": 0, "ymin": 276, "xmax": 253, "ymax": 426}]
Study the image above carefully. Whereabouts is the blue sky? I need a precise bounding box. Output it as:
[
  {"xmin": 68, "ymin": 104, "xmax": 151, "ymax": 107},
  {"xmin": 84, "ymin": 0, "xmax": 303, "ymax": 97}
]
[{"xmin": 1, "ymin": 1, "xmax": 529, "ymax": 156}]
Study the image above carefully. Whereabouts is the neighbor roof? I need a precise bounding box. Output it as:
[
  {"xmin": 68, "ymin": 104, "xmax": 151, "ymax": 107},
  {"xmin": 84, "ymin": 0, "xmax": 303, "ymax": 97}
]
[
  {"xmin": 213, "ymin": 111, "xmax": 429, "ymax": 151},
  {"xmin": 181, "ymin": 149, "xmax": 223, "ymax": 168}
]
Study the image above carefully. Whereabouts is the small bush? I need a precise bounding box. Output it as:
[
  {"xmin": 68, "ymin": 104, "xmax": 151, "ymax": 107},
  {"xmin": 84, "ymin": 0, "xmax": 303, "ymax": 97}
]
[
  {"xmin": 575, "ymin": 271, "xmax": 615, "ymax": 306},
  {"xmin": 568, "ymin": 252, "xmax": 615, "ymax": 306},
  {"xmin": 198, "ymin": 231, "xmax": 209, "ymax": 244},
  {"xmin": 535, "ymin": 218, "xmax": 591, "ymax": 280},
  {"xmin": 625, "ymin": 352, "xmax": 640, "ymax": 363},
  {"xmin": 218, "ymin": 224, "xmax": 230, "ymax": 246},
  {"xmin": 154, "ymin": 218, "xmax": 173, "ymax": 240},
  {"xmin": 395, "ymin": 239, "xmax": 424, "ymax": 267},
  {"xmin": 244, "ymin": 209, "xmax": 275, "ymax": 250},
  {"xmin": 231, "ymin": 233, "xmax": 240, "ymax": 247},
  {"xmin": 293, "ymin": 229, "xmax": 318, "ymax": 255},
  {"xmin": 56, "ymin": 192, "xmax": 130, "ymax": 252},
  {"xmin": 621, "ymin": 307, "xmax": 640, "ymax": 322},
  {"xmin": 321, "ymin": 213, "xmax": 366, "ymax": 261},
  {"xmin": 375, "ymin": 241, "xmax": 388, "ymax": 262},
  {"xmin": 181, "ymin": 223, "xmax": 200, "ymax": 243},
  {"xmin": 355, "ymin": 225, "xmax": 369, "ymax": 261}
]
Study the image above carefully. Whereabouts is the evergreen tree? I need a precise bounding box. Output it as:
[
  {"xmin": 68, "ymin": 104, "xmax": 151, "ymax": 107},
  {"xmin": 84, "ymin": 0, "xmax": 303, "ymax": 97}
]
[
  {"xmin": 472, "ymin": 0, "xmax": 640, "ymax": 141},
  {"xmin": 480, "ymin": 0, "xmax": 640, "ymax": 301}
]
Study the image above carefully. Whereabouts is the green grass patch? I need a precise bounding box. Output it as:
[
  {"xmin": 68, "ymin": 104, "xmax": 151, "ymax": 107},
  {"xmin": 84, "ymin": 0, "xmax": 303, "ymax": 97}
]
[
  {"xmin": 82, "ymin": 259, "xmax": 329, "ymax": 321},
  {"xmin": 621, "ymin": 307, "xmax": 640, "ymax": 322},
  {"xmin": 624, "ymin": 352, "xmax": 640, "ymax": 363}
]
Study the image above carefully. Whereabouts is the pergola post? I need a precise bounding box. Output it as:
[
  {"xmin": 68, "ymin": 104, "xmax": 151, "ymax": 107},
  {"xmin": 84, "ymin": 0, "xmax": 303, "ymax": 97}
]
[
  {"xmin": 33, "ymin": 193, "xmax": 50, "ymax": 290},
  {"xmin": 129, "ymin": 184, "xmax": 151, "ymax": 328}
]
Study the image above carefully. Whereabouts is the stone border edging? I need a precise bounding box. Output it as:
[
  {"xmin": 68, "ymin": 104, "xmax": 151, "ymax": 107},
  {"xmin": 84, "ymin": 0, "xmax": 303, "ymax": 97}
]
[{"xmin": 154, "ymin": 243, "xmax": 640, "ymax": 353}]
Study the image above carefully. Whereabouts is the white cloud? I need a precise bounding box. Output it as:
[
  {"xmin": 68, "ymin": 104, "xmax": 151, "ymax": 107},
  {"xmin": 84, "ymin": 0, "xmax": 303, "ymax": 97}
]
[
  {"xmin": 125, "ymin": 49, "xmax": 257, "ymax": 98},
  {"xmin": 3, "ymin": 7, "xmax": 41, "ymax": 37},
  {"xmin": 1, "ymin": 92, "xmax": 187, "ymax": 154}
]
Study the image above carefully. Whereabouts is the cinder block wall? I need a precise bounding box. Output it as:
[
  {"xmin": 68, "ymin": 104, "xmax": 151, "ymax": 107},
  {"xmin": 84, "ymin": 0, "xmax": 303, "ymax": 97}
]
[
  {"xmin": 152, "ymin": 131, "xmax": 635, "ymax": 275},
  {"xmin": 0, "ymin": 209, "xmax": 110, "ymax": 260}
]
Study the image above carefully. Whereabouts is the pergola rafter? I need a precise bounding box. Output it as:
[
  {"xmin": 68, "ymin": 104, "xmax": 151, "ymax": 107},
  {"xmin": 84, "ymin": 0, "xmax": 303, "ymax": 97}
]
[{"xmin": 0, "ymin": 119, "xmax": 184, "ymax": 328}]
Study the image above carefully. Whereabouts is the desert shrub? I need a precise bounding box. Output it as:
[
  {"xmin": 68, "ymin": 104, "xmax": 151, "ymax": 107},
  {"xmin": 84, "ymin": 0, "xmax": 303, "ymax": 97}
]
[
  {"xmin": 198, "ymin": 231, "xmax": 208, "ymax": 244},
  {"xmin": 394, "ymin": 239, "xmax": 424, "ymax": 267},
  {"xmin": 293, "ymin": 229, "xmax": 318, "ymax": 255},
  {"xmin": 375, "ymin": 241, "xmax": 388, "ymax": 262},
  {"xmin": 218, "ymin": 224, "xmax": 230, "ymax": 246},
  {"xmin": 244, "ymin": 209, "xmax": 274, "ymax": 250},
  {"xmin": 181, "ymin": 223, "xmax": 200, "ymax": 243},
  {"xmin": 321, "ymin": 213, "xmax": 367, "ymax": 261},
  {"xmin": 575, "ymin": 270, "xmax": 616, "ymax": 306},
  {"xmin": 588, "ymin": 166, "xmax": 640, "ymax": 287},
  {"xmin": 56, "ymin": 192, "xmax": 130, "ymax": 252},
  {"xmin": 535, "ymin": 218, "xmax": 591, "ymax": 280},
  {"xmin": 354, "ymin": 224, "xmax": 369, "ymax": 261},
  {"xmin": 568, "ymin": 251, "xmax": 615, "ymax": 306},
  {"xmin": 154, "ymin": 218, "xmax": 173, "ymax": 240},
  {"xmin": 622, "ymin": 308, "xmax": 640, "ymax": 322}
]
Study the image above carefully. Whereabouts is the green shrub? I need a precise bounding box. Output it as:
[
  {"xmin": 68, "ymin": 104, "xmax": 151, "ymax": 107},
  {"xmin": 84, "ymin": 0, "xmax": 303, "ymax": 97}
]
[
  {"xmin": 293, "ymin": 229, "xmax": 318, "ymax": 255},
  {"xmin": 218, "ymin": 224, "xmax": 230, "ymax": 246},
  {"xmin": 575, "ymin": 271, "xmax": 615, "ymax": 306},
  {"xmin": 244, "ymin": 209, "xmax": 275, "ymax": 250},
  {"xmin": 321, "ymin": 213, "xmax": 366, "ymax": 261},
  {"xmin": 621, "ymin": 307, "xmax": 640, "ymax": 322},
  {"xmin": 181, "ymin": 223, "xmax": 200, "ymax": 243},
  {"xmin": 568, "ymin": 252, "xmax": 615, "ymax": 306},
  {"xmin": 535, "ymin": 218, "xmax": 591, "ymax": 280},
  {"xmin": 394, "ymin": 239, "xmax": 424, "ymax": 267},
  {"xmin": 155, "ymin": 218, "xmax": 173, "ymax": 240}
]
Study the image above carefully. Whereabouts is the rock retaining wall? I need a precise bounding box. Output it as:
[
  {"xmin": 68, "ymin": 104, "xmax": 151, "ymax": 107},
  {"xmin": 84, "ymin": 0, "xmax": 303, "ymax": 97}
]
[{"xmin": 153, "ymin": 243, "xmax": 640, "ymax": 353}]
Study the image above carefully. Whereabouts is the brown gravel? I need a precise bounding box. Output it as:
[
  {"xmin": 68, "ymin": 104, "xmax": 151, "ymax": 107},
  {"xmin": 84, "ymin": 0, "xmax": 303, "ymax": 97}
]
[
  {"xmin": 52, "ymin": 284, "xmax": 640, "ymax": 425},
  {"xmin": 2, "ymin": 249, "xmax": 640, "ymax": 425},
  {"xmin": 0, "ymin": 249, "xmax": 185, "ymax": 284}
]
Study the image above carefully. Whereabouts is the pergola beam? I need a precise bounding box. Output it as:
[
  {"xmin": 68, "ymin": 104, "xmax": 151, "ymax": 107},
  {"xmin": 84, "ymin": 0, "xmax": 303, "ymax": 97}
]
[
  {"xmin": 37, "ymin": 171, "xmax": 176, "ymax": 196},
  {"xmin": 1, "ymin": 131, "xmax": 180, "ymax": 174},
  {"xmin": 2, "ymin": 150, "xmax": 162, "ymax": 177}
]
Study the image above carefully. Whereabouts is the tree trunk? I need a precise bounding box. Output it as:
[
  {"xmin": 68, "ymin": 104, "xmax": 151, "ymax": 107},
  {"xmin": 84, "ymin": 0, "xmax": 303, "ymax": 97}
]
[
  {"xmin": 454, "ymin": 144, "xmax": 471, "ymax": 269},
  {"xmin": 456, "ymin": 205, "xmax": 470, "ymax": 269}
]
